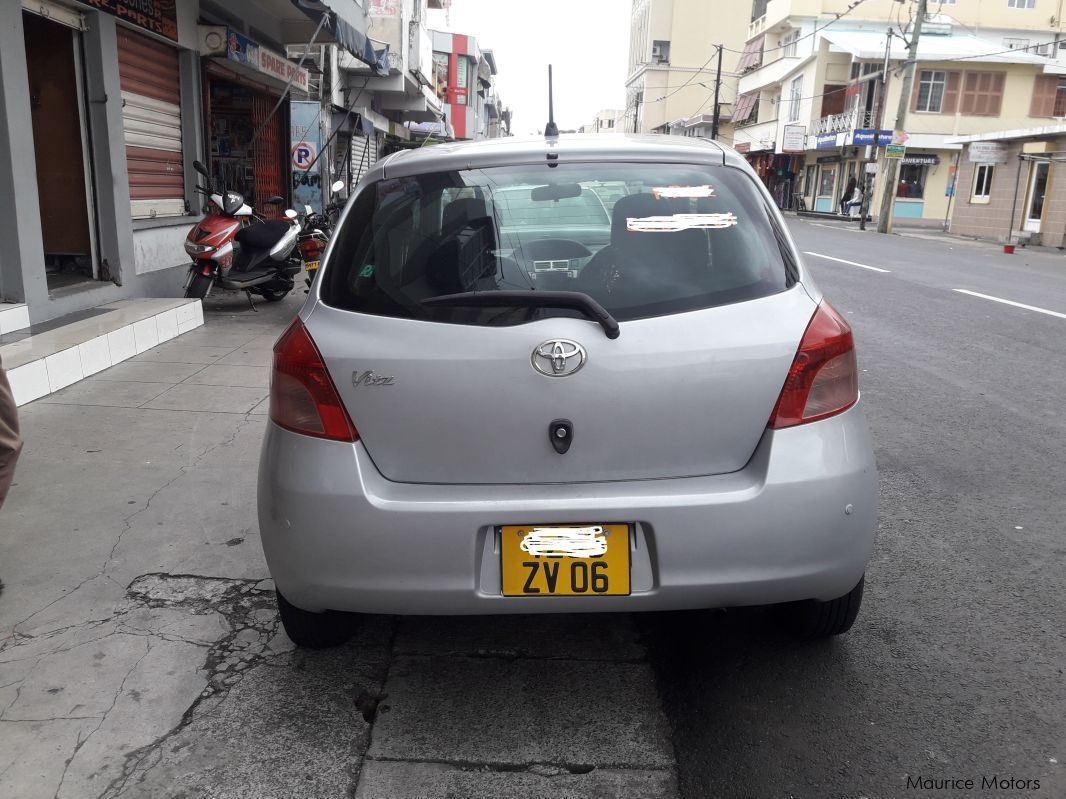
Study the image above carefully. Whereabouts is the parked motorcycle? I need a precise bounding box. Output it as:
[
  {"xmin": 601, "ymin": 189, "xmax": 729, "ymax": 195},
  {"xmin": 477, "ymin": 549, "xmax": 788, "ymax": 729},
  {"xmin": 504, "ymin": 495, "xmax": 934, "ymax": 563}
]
[
  {"xmin": 183, "ymin": 160, "xmax": 301, "ymax": 302},
  {"xmin": 298, "ymin": 180, "xmax": 346, "ymax": 291}
]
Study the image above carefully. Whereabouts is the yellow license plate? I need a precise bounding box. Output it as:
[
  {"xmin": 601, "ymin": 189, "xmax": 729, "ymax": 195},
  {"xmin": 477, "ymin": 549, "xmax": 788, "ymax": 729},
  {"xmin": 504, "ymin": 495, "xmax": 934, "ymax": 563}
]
[
  {"xmin": 305, "ymin": 260, "xmax": 320, "ymax": 271},
  {"xmin": 501, "ymin": 524, "xmax": 631, "ymax": 597}
]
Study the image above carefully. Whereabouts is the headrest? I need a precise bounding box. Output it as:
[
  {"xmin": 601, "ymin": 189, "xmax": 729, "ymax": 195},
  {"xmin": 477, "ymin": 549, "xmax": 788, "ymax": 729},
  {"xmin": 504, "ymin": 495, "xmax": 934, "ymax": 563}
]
[{"xmin": 443, "ymin": 197, "xmax": 490, "ymax": 232}]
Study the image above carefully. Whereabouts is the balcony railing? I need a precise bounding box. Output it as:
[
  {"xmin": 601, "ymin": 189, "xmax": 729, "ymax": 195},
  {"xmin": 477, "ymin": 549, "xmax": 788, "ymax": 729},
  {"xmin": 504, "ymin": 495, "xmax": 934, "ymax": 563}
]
[{"xmin": 811, "ymin": 109, "xmax": 876, "ymax": 136}]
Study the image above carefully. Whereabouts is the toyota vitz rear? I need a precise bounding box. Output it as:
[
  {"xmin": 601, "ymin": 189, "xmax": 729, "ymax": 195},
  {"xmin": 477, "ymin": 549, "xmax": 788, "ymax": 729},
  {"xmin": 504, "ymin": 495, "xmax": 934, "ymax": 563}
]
[{"xmin": 257, "ymin": 135, "xmax": 878, "ymax": 648}]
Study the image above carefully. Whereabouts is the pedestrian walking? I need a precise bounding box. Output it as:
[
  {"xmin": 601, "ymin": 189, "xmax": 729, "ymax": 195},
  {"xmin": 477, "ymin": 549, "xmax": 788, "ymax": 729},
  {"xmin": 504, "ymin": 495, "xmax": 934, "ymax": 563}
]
[
  {"xmin": 0, "ymin": 356, "xmax": 19, "ymax": 509},
  {"xmin": 0, "ymin": 355, "xmax": 21, "ymax": 596}
]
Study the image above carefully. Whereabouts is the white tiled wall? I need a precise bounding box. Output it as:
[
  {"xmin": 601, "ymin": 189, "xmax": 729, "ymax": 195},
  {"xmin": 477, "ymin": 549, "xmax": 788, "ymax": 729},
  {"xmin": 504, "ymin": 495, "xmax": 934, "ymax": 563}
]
[
  {"xmin": 45, "ymin": 347, "xmax": 84, "ymax": 392},
  {"xmin": 78, "ymin": 335, "xmax": 111, "ymax": 377},
  {"xmin": 0, "ymin": 304, "xmax": 30, "ymax": 335},
  {"xmin": 6, "ymin": 300, "xmax": 204, "ymax": 406},
  {"xmin": 7, "ymin": 360, "xmax": 49, "ymax": 405}
]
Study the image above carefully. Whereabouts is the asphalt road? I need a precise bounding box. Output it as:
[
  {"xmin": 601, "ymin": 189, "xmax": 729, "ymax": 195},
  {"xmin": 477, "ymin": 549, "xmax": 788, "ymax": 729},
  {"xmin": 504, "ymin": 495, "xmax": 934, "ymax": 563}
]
[
  {"xmin": 2, "ymin": 224, "xmax": 1064, "ymax": 798},
  {"xmin": 649, "ymin": 221, "xmax": 1066, "ymax": 799}
]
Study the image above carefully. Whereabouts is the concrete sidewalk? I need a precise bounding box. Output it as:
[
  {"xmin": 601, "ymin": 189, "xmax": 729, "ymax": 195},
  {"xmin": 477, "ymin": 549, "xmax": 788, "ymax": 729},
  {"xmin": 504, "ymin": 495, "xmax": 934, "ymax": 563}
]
[{"xmin": 0, "ymin": 290, "xmax": 679, "ymax": 799}]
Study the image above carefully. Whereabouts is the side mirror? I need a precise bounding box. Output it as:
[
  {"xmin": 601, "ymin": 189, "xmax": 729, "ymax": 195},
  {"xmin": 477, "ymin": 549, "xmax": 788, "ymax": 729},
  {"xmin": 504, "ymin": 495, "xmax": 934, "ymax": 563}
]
[
  {"xmin": 193, "ymin": 160, "xmax": 210, "ymax": 179},
  {"xmin": 284, "ymin": 209, "xmax": 298, "ymax": 220},
  {"xmin": 266, "ymin": 195, "xmax": 285, "ymax": 205},
  {"xmin": 305, "ymin": 205, "xmax": 313, "ymax": 215},
  {"xmin": 331, "ymin": 180, "xmax": 345, "ymax": 194}
]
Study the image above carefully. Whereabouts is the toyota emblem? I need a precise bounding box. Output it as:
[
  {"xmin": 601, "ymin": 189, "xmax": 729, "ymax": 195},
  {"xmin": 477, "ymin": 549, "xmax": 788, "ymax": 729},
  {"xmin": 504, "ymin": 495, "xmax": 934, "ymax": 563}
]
[{"xmin": 531, "ymin": 339, "xmax": 587, "ymax": 377}]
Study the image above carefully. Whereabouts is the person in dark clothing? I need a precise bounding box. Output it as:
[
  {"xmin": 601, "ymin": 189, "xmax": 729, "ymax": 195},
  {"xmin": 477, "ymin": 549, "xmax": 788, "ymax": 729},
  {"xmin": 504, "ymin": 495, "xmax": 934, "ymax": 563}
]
[{"xmin": 840, "ymin": 176, "xmax": 858, "ymax": 215}]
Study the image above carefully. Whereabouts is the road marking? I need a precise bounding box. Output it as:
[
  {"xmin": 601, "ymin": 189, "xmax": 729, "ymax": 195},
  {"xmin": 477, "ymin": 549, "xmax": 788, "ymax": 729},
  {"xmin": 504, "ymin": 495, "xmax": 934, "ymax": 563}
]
[
  {"xmin": 953, "ymin": 289, "xmax": 1066, "ymax": 320},
  {"xmin": 805, "ymin": 222, "xmax": 861, "ymax": 233},
  {"xmin": 802, "ymin": 252, "xmax": 891, "ymax": 273}
]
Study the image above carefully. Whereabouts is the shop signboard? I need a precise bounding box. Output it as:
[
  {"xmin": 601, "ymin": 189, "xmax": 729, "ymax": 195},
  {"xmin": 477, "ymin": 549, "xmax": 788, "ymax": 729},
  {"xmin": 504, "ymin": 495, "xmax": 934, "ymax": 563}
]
[
  {"xmin": 291, "ymin": 101, "xmax": 322, "ymax": 213},
  {"xmin": 885, "ymin": 144, "xmax": 906, "ymax": 159},
  {"xmin": 968, "ymin": 142, "xmax": 1008, "ymax": 164},
  {"xmin": 734, "ymin": 142, "xmax": 751, "ymax": 154},
  {"xmin": 782, "ymin": 124, "xmax": 805, "ymax": 153},
  {"xmin": 452, "ymin": 55, "xmax": 469, "ymax": 106},
  {"xmin": 815, "ymin": 132, "xmax": 838, "ymax": 150},
  {"xmin": 85, "ymin": 0, "xmax": 178, "ymax": 41},
  {"xmin": 901, "ymin": 155, "xmax": 940, "ymax": 166},
  {"xmin": 227, "ymin": 29, "xmax": 309, "ymax": 93},
  {"xmin": 853, "ymin": 129, "xmax": 892, "ymax": 147}
]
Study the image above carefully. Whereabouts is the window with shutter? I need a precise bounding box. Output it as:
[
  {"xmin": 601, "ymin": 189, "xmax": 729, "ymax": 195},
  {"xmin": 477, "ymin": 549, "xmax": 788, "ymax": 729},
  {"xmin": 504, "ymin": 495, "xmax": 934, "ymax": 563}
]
[
  {"xmin": 961, "ymin": 71, "xmax": 1005, "ymax": 116},
  {"xmin": 117, "ymin": 28, "xmax": 184, "ymax": 219},
  {"xmin": 1030, "ymin": 75, "xmax": 1066, "ymax": 117},
  {"xmin": 943, "ymin": 71, "xmax": 961, "ymax": 114}
]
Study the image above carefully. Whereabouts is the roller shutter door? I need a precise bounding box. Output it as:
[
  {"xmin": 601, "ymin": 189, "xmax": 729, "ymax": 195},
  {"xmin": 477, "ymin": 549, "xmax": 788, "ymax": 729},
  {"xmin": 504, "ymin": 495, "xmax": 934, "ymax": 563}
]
[
  {"xmin": 350, "ymin": 131, "xmax": 378, "ymax": 185},
  {"xmin": 118, "ymin": 27, "xmax": 185, "ymax": 219}
]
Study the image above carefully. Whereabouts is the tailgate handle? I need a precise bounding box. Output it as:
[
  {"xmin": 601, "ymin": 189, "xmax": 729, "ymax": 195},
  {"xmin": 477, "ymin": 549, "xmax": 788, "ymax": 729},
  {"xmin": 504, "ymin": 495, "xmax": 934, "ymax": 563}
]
[{"xmin": 549, "ymin": 419, "xmax": 573, "ymax": 454}]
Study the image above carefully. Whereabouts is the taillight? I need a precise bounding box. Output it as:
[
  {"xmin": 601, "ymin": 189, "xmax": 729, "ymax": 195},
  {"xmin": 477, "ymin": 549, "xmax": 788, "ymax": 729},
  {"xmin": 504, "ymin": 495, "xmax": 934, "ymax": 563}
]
[
  {"xmin": 768, "ymin": 301, "xmax": 859, "ymax": 429},
  {"xmin": 270, "ymin": 318, "xmax": 358, "ymax": 442},
  {"xmin": 300, "ymin": 238, "xmax": 324, "ymax": 258}
]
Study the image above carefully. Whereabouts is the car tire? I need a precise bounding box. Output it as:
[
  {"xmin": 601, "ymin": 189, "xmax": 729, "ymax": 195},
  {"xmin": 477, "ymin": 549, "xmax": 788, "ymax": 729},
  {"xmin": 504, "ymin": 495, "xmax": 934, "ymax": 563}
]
[
  {"xmin": 778, "ymin": 575, "xmax": 864, "ymax": 639},
  {"xmin": 275, "ymin": 590, "xmax": 358, "ymax": 649}
]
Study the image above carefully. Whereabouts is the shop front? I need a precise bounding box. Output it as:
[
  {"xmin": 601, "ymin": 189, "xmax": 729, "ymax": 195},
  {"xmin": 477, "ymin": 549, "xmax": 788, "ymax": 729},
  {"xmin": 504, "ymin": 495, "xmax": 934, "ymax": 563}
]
[
  {"xmin": 890, "ymin": 152, "xmax": 950, "ymax": 221},
  {"xmin": 0, "ymin": 0, "xmax": 207, "ymax": 325},
  {"xmin": 747, "ymin": 152, "xmax": 804, "ymax": 210},
  {"xmin": 199, "ymin": 27, "xmax": 310, "ymax": 219}
]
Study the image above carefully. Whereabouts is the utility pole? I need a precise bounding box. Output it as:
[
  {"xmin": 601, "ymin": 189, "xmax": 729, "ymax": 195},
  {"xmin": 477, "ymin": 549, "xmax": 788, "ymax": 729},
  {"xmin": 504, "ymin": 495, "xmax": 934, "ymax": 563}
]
[
  {"xmin": 860, "ymin": 29, "xmax": 893, "ymax": 231},
  {"xmin": 877, "ymin": 0, "xmax": 927, "ymax": 234},
  {"xmin": 711, "ymin": 45, "xmax": 723, "ymax": 140}
]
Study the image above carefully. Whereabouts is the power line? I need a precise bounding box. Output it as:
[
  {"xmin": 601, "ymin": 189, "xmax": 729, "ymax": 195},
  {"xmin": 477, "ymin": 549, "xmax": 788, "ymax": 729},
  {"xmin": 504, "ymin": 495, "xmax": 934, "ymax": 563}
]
[{"xmin": 720, "ymin": 0, "xmax": 874, "ymax": 56}]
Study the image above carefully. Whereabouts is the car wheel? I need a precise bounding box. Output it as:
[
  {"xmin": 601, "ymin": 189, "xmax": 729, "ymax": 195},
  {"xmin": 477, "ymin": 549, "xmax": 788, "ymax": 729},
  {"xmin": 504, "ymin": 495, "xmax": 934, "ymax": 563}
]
[
  {"xmin": 275, "ymin": 590, "xmax": 358, "ymax": 649},
  {"xmin": 778, "ymin": 575, "xmax": 864, "ymax": 639}
]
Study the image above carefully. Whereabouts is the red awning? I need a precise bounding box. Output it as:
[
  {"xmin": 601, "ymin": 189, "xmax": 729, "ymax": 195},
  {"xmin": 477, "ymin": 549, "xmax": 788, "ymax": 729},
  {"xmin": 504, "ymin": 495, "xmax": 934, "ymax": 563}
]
[
  {"xmin": 737, "ymin": 36, "xmax": 765, "ymax": 73},
  {"xmin": 732, "ymin": 92, "xmax": 758, "ymax": 124}
]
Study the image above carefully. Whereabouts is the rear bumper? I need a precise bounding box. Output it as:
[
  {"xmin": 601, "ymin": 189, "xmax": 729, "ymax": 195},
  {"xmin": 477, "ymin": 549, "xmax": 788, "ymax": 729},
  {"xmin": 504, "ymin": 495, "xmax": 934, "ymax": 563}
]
[{"xmin": 257, "ymin": 402, "xmax": 878, "ymax": 614}]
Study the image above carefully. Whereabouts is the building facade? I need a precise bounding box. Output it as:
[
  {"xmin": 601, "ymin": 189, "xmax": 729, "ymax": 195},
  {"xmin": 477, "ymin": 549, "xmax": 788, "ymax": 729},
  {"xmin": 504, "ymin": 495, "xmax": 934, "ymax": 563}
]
[
  {"xmin": 733, "ymin": 0, "xmax": 1066, "ymax": 216},
  {"xmin": 948, "ymin": 125, "xmax": 1066, "ymax": 246},
  {"xmin": 580, "ymin": 108, "xmax": 625, "ymax": 133},
  {"xmin": 0, "ymin": 0, "xmax": 385, "ymax": 326},
  {"xmin": 624, "ymin": 0, "xmax": 750, "ymax": 142},
  {"xmin": 428, "ymin": 30, "xmax": 505, "ymax": 140},
  {"xmin": 0, "ymin": 0, "xmax": 500, "ymax": 328}
]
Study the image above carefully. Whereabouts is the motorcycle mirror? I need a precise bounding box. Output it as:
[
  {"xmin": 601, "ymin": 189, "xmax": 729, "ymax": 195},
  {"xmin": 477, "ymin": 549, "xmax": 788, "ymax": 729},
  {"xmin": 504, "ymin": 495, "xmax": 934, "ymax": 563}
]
[
  {"xmin": 265, "ymin": 196, "xmax": 285, "ymax": 205},
  {"xmin": 304, "ymin": 205, "xmax": 313, "ymax": 215},
  {"xmin": 284, "ymin": 209, "xmax": 298, "ymax": 220},
  {"xmin": 331, "ymin": 180, "xmax": 345, "ymax": 194},
  {"xmin": 193, "ymin": 160, "xmax": 210, "ymax": 179}
]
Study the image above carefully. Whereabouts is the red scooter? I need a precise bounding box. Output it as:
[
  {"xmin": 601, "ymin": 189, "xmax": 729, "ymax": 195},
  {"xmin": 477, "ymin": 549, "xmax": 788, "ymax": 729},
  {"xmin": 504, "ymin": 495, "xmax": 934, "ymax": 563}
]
[{"xmin": 183, "ymin": 160, "xmax": 301, "ymax": 302}]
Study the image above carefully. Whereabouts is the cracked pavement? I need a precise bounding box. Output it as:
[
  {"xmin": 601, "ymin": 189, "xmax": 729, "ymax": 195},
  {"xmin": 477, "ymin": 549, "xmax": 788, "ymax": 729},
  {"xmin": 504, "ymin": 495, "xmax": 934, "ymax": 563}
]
[{"xmin": 0, "ymin": 292, "xmax": 679, "ymax": 799}]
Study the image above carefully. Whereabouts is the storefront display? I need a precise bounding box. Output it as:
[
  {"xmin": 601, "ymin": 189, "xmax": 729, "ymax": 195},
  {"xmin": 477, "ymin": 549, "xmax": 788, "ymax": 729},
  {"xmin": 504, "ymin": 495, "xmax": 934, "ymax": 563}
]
[{"xmin": 204, "ymin": 71, "xmax": 288, "ymax": 219}]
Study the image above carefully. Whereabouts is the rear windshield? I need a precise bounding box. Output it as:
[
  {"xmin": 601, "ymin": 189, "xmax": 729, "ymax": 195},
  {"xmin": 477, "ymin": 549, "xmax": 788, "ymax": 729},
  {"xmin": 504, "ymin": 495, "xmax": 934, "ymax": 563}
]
[{"xmin": 322, "ymin": 162, "xmax": 793, "ymax": 325}]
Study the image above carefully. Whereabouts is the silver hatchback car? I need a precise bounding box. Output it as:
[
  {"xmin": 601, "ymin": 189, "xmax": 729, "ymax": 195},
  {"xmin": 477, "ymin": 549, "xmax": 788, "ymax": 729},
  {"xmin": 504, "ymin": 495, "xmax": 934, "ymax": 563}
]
[{"xmin": 258, "ymin": 135, "xmax": 877, "ymax": 648}]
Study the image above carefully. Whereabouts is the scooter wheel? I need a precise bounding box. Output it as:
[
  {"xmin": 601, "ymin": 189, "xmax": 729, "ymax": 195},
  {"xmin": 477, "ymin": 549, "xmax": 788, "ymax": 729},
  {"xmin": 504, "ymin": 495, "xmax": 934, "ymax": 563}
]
[
  {"xmin": 260, "ymin": 288, "xmax": 289, "ymax": 302},
  {"xmin": 185, "ymin": 273, "xmax": 213, "ymax": 300}
]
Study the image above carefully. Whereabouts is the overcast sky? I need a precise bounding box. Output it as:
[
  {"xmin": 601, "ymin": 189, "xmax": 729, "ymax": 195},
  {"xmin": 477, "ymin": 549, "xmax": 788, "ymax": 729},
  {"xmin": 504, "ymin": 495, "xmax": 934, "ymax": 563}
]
[{"xmin": 426, "ymin": 0, "xmax": 630, "ymax": 135}]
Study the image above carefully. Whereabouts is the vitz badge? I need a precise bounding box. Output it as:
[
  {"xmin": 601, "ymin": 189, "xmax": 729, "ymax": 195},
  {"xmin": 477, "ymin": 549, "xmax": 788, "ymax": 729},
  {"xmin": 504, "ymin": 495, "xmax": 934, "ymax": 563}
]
[{"xmin": 352, "ymin": 370, "xmax": 396, "ymax": 387}]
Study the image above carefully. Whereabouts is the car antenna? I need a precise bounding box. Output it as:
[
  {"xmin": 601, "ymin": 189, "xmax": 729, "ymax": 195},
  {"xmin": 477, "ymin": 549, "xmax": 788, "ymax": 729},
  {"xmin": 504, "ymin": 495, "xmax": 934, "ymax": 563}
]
[{"xmin": 544, "ymin": 65, "xmax": 559, "ymax": 138}]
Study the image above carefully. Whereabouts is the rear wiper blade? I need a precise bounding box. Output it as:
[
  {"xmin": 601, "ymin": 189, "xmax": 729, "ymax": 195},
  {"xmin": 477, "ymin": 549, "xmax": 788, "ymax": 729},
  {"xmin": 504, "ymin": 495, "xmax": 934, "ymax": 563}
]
[{"xmin": 422, "ymin": 290, "xmax": 620, "ymax": 339}]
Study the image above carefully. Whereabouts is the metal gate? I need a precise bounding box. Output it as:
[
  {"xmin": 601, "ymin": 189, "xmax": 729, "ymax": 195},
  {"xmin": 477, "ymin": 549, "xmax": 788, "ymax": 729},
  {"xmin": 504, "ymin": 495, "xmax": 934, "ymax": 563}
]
[{"xmin": 252, "ymin": 93, "xmax": 286, "ymax": 219}]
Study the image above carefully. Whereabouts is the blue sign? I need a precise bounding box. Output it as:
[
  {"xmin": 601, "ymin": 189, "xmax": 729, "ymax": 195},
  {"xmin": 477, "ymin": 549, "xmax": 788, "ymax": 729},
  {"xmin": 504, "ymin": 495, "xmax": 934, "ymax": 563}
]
[
  {"xmin": 853, "ymin": 129, "xmax": 893, "ymax": 146},
  {"xmin": 290, "ymin": 101, "xmax": 322, "ymax": 214},
  {"xmin": 815, "ymin": 132, "xmax": 839, "ymax": 150}
]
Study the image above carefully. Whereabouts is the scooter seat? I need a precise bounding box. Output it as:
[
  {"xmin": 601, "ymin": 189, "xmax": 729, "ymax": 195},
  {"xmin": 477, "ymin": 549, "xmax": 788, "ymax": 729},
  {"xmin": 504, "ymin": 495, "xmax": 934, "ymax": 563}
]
[{"xmin": 235, "ymin": 220, "xmax": 291, "ymax": 250}]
